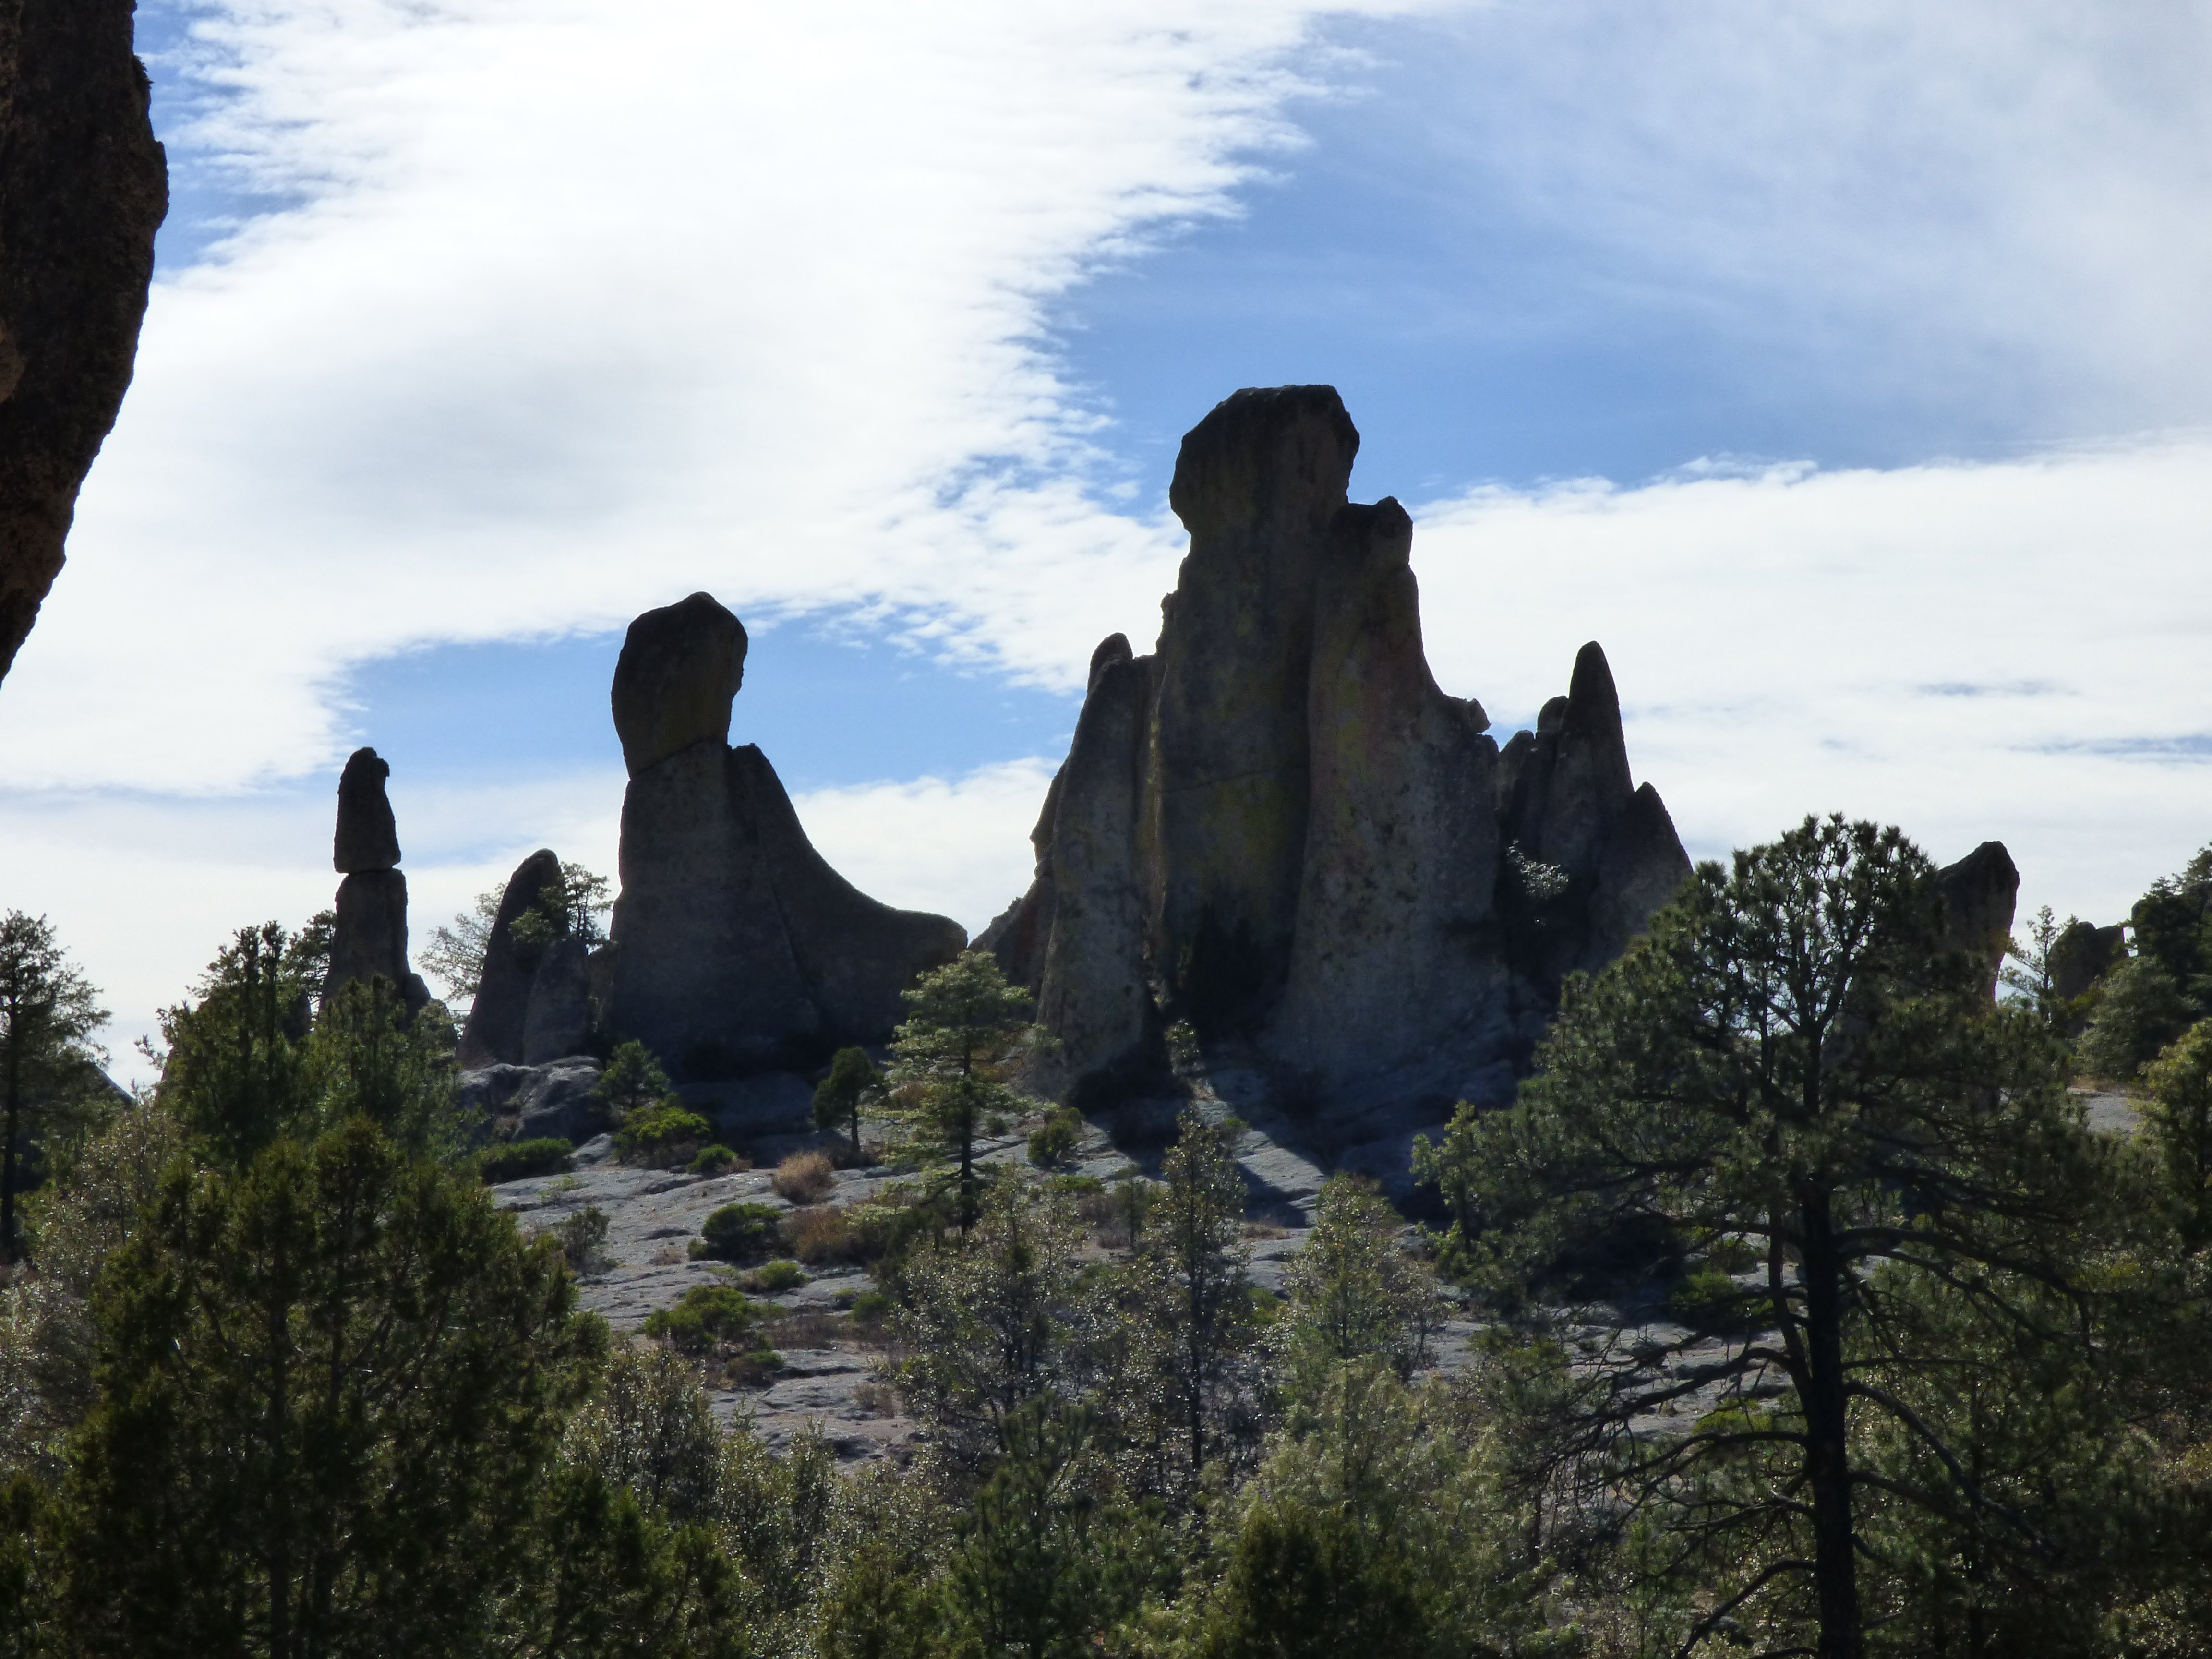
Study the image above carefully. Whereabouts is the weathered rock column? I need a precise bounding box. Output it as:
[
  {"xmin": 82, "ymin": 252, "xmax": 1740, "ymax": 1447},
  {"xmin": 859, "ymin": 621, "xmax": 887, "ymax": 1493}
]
[
  {"xmin": 604, "ymin": 592, "xmax": 965, "ymax": 1078},
  {"xmin": 324, "ymin": 747, "xmax": 430, "ymax": 1013}
]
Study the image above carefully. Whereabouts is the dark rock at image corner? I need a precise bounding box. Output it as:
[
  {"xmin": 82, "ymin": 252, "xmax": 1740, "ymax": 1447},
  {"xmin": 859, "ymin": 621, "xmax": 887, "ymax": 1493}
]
[{"xmin": 0, "ymin": 0, "xmax": 169, "ymax": 683}]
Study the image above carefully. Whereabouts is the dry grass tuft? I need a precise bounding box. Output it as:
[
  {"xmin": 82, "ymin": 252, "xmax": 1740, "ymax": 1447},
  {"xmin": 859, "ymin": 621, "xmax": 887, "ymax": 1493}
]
[{"xmin": 772, "ymin": 1150, "xmax": 837, "ymax": 1203}]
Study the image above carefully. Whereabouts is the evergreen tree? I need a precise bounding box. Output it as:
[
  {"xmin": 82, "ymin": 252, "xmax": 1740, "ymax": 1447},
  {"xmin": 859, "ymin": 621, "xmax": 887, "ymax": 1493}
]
[
  {"xmin": 812, "ymin": 1047, "xmax": 879, "ymax": 1160},
  {"xmin": 0, "ymin": 914, "xmax": 107, "ymax": 1267},
  {"xmin": 1418, "ymin": 815, "xmax": 2110, "ymax": 1659},
  {"xmin": 884, "ymin": 953, "xmax": 1037, "ymax": 1230},
  {"xmin": 156, "ymin": 922, "xmax": 324, "ymax": 1168},
  {"xmin": 65, "ymin": 1118, "xmax": 601, "ymax": 1657},
  {"xmin": 1120, "ymin": 1109, "xmax": 1257, "ymax": 1503},
  {"xmin": 893, "ymin": 1174, "xmax": 1093, "ymax": 1465},
  {"xmin": 1273, "ymin": 1175, "xmax": 1433, "ymax": 1398}
]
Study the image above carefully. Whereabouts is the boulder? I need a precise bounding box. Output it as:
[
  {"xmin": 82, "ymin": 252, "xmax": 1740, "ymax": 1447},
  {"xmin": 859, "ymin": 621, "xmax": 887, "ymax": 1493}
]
[
  {"xmin": 459, "ymin": 1057, "xmax": 607, "ymax": 1145},
  {"xmin": 610, "ymin": 591, "xmax": 747, "ymax": 776},
  {"xmin": 2050, "ymin": 919, "xmax": 2125, "ymax": 1003},
  {"xmin": 605, "ymin": 592, "xmax": 965, "ymax": 1080},
  {"xmin": 457, "ymin": 847, "xmax": 563, "ymax": 1068},
  {"xmin": 333, "ymin": 746, "xmax": 401, "ymax": 872},
  {"xmin": 0, "ymin": 0, "xmax": 168, "ymax": 681}
]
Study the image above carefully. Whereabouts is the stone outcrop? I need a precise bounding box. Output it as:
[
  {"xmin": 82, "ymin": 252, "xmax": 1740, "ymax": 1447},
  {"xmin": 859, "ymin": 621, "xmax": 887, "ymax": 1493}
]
[
  {"xmin": 322, "ymin": 745, "xmax": 430, "ymax": 1014},
  {"xmin": 604, "ymin": 592, "xmax": 966, "ymax": 1079},
  {"xmin": 987, "ymin": 385, "xmax": 1694, "ymax": 1123},
  {"xmin": 0, "ymin": 0, "xmax": 167, "ymax": 681},
  {"xmin": 2050, "ymin": 918, "xmax": 2124, "ymax": 1004},
  {"xmin": 459, "ymin": 847, "xmax": 565, "ymax": 1068},
  {"xmin": 1935, "ymin": 840, "xmax": 2020, "ymax": 998}
]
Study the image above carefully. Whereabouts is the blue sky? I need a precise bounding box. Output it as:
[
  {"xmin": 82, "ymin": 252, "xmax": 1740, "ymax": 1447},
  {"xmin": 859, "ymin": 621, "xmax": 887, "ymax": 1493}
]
[{"xmin": 4, "ymin": 0, "xmax": 2211, "ymax": 1067}]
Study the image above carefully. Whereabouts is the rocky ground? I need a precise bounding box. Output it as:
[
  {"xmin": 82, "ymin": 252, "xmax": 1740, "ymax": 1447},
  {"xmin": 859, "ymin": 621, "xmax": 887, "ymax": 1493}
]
[{"xmin": 483, "ymin": 1074, "xmax": 2148, "ymax": 1464}]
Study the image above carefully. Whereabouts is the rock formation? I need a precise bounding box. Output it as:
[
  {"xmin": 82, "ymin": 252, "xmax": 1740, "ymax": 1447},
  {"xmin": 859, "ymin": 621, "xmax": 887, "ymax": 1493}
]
[
  {"xmin": 603, "ymin": 592, "xmax": 966, "ymax": 1079},
  {"xmin": 1935, "ymin": 840, "xmax": 2020, "ymax": 998},
  {"xmin": 323, "ymin": 746, "xmax": 431, "ymax": 1014},
  {"xmin": 986, "ymin": 385, "xmax": 1694, "ymax": 1131},
  {"xmin": 2050, "ymin": 917, "xmax": 2124, "ymax": 1004},
  {"xmin": 0, "ymin": 0, "xmax": 167, "ymax": 681},
  {"xmin": 457, "ymin": 847, "xmax": 602, "ymax": 1068}
]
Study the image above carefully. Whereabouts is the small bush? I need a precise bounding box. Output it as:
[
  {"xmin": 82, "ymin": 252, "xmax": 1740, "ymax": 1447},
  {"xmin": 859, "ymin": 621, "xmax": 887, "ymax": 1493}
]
[
  {"xmin": 1050, "ymin": 1173, "xmax": 1105, "ymax": 1196},
  {"xmin": 643, "ymin": 1285, "xmax": 757, "ymax": 1356},
  {"xmin": 742, "ymin": 1259, "xmax": 808, "ymax": 1294},
  {"xmin": 692, "ymin": 1202, "xmax": 785, "ymax": 1262},
  {"xmin": 557, "ymin": 1204, "xmax": 610, "ymax": 1276},
  {"xmin": 1026, "ymin": 1106, "xmax": 1084, "ymax": 1168},
  {"xmin": 616, "ymin": 1103, "xmax": 713, "ymax": 1167},
  {"xmin": 724, "ymin": 1347, "xmax": 785, "ymax": 1388},
  {"xmin": 772, "ymin": 1150, "xmax": 837, "ymax": 1203},
  {"xmin": 478, "ymin": 1137, "xmax": 573, "ymax": 1183},
  {"xmin": 848, "ymin": 1288, "xmax": 891, "ymax": 1324},
  {"xmin": 687, "ymin": 1144, "xmax": 745, "ymax": 1177},
  {"xmin": 1669, "ymin": 1266, "xmax": 1750, "ymax": 1333}
]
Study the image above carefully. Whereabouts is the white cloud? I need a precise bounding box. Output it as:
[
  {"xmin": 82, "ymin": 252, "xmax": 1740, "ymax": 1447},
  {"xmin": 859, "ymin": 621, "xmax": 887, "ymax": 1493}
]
[
  {"xmin": 1395, "ymin": 1, "xmax": 2212, "ymax": 433},
  {"xmin": 1401, "ymin": 435, "xmax": 2212, "ymax": 929},
  {"xmin": 0, "ymin": 0, "xmax": 1438, "ymax": 793}
]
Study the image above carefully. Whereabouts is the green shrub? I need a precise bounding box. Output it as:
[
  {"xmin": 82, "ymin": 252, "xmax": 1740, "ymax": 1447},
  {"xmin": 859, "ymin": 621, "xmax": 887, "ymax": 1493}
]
[
  {"xmin": 1668, "ymin": 1266, "xmax": 1749, "ymax": 1333},
  {"xmin": 692, "ymin": 1202, "xmax": 785, "ymax": 1262},
  {"xmin": 643, "ymin": 1284, "xmax": 757, "ymax": 1356},
  {"xmin": 615, "ymin": 1103, "xmax": 713, "ymax": 1166},
  {"xmin": 477, "ymin": 1137, "xmax": 572, "ymax": 1183},
  {"xmin": 556, "ymin": 1204, "xmax": 610, "ymax": 1275},
  {"xmin": 848, "ymin": 1288, "xmax": 892, "ymax": 1324},
  {"xmin": 1026, "ymin": 1106, "xmax": 1084, "ymax": 1168},
  {"xmin": 1049, "ymin": 1173, "xmax": 1104, "ymax": 1196},
  {"xmin": 687, "ymin": 1144, "xmax": 745, "ymax": 1176},
  {"xmin": 742, "ymin": 1259, "xmax": 808, "ymax": 1294}
]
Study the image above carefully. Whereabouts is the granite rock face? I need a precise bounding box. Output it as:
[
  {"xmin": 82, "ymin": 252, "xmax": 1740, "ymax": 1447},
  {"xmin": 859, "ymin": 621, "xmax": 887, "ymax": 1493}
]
[
  {"xmin": 0, "ymin": 0, "xmax": 168, "ymax": 681},
  {"xmin": 990, "ymin": 385, "xmax": 1694, "ymax": 1126},
  {"xmin": 322, "ymin": 746, "xmax": 429, "ymax": 1014},
  {"xmin": 605, "ymin": 593, "xmax": 966, "ymax": 1080}
]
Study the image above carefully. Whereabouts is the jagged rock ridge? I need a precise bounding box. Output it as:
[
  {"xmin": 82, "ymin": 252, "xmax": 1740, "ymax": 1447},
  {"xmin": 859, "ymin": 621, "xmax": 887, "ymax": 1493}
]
[
  {"xmin": 603, "ymin": 592, "xmax": 966, "ymax": 1080},
  {"xmin": 985, "ymin": 385, "xmax": 1695, "ymax": 1153}
]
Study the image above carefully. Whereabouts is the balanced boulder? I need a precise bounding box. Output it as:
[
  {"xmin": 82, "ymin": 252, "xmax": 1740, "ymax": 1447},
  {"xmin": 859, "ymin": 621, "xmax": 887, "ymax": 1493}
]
[
  {"xmin": 322, "ymin": 745, "xmax": 430, "ymax": 1014},
  {"xmin": 604, "ymin": 592, "xmax": 966, "ymax": 1079}
]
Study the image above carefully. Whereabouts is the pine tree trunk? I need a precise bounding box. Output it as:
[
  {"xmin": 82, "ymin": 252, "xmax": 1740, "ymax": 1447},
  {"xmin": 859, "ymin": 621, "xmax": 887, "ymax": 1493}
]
[
  {"xmin": 1798, "ymin": 1185, "xmax": 1862, "ymax": 1659},
  {"xmin": 0, "ymin": 1029, "xmax": 20, "ymax": 1266}
]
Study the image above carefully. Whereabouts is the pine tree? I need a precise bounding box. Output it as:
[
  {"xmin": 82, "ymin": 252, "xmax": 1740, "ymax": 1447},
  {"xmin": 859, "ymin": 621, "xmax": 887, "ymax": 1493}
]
[
  {"xmin": 1418, "ymin": 815, "xmax": 2111, "ymax": 1659},
  {"xmin": 0, "ymin": 913, "xmax": 107, "ymax": 1267},
  {"xmin": 884, "ymin": 953, "xmax": 1037, "ymax": 1230}
]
